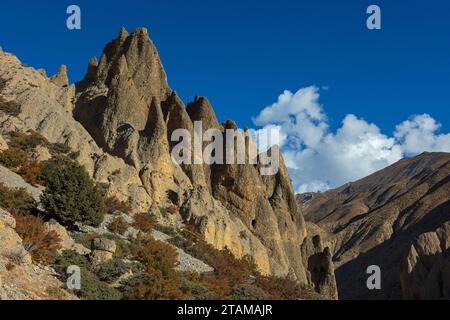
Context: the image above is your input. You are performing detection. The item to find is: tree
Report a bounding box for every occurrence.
[40,158,105,228]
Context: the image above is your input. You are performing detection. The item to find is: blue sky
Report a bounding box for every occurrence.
[1,0,450,191]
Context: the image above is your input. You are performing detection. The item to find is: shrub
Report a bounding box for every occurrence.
[0,97,21,116]
[96,258,130,283]
[133,213,152,233]
[0,183,36,213]
[180,276,211,300]
[52,250,122,300]
[166,204,178,215]
[108,216,128,235]
[52,250,91,274]
[188,241,255,286]
[40,158,105,228]
[105,196,132,214]
[125,237,189,300]
[77,268,122,300]
[13,213,62,265]
[0,148,27,168]
[18,159,43,186]
[8,131,48,151]
[231,284,269,300]
[48,143,71,156]
[200,275,232,300]
[254,275,309,300]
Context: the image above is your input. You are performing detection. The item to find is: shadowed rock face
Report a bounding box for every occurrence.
[300,152,450,299]
[69,28,318,283]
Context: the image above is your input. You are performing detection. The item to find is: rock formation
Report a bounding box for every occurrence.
[0,28,327,289]
[301,235,338,299]
[400,222,450,299]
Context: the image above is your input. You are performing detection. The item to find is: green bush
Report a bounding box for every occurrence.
[77,267,122,300]
[0,182,36,213]
[96,258,130,283]
[53,250,91,273]
[0,148,27,168]
[53,250,122,300]
[40,158,105,228]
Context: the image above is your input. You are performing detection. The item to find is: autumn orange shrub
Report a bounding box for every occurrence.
[126,237,189,300]
[133,212,153,233]
[13,213,62,265]
[18,159,43,186]
[254,275,311,300]
[188,240,255,286]
[105,196,132,214]
[166,204,178,215]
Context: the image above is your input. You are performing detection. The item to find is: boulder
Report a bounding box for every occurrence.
[92,238,116,253]
[30,145,51,162]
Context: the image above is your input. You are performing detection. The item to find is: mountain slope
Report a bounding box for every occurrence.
[300,152,450,299]
[0,28,336,296]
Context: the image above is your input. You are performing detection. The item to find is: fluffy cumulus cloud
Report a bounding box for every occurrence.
[253,86,450,193]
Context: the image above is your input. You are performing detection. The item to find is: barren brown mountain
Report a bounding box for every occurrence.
[299,152,450,299]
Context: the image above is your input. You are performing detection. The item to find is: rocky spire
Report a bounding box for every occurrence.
[51,65,69,87]
[90,27,171,104]
[186,96,220,130]
[84,57,98,81]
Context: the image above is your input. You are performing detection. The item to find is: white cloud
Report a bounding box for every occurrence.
[253,87,450,193]
[395,114,450,154]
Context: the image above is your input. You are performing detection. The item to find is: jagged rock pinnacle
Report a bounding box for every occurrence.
[51,64,69,87]
[186,96,220,130]
[84,57,98,81]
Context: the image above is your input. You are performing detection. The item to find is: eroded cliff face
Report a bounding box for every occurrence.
[0,28,323,286]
